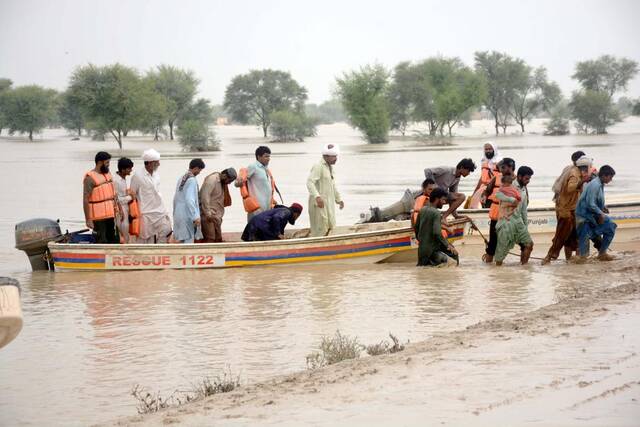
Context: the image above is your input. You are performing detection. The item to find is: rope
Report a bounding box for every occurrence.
[468,219,544,261]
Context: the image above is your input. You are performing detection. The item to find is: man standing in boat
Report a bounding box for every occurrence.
[199,168,237,242]
[114,157,135,243]
[130,149,172,244]
[575,165,617,261]
[235,146,277,222]
[83,151,119,244]
[173,159,206,243]
[423,158,476,219]
[542,155,593,264]
[415,188,458,266]
[307,143,344,237]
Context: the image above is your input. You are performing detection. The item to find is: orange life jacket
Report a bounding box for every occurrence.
[411,195,428,226]
[488,171,503,221]
[85,170,116,221]
[128,199,141,236]
[239,167,276,213]
[480,160,499,185]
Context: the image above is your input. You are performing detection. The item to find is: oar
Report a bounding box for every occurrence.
[274,184,285,205]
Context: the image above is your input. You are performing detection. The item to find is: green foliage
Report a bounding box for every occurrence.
[223,69,308,137]
[2,85,57,141]
[616,97,634,117]
[0,78,13,135]
[570,89,621,134]
[179,98,214,124]
[69,64,150,148]
[148,65,199,140]
[269,110,317,142]
[387,62,415,135]
[633,100,640,116]
[572,55,638,98]
[475,51,529,135]
[305,99,347,124]
[336,64,391,143]
[176,119,219,152]
[57,90,85,136]
[512,67,562,132]
[544,101,571,135]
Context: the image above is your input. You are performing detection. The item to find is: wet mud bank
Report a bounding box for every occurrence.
[105,261,640,426]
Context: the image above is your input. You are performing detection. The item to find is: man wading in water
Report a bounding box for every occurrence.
[415,188,459,267]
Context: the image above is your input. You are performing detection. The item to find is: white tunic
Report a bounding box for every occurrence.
[130,168,171,242]
[113,173,132,242]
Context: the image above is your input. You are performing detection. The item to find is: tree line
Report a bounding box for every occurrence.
[1,53,637,147]
[0,66,347,148]
[336,52,639,143]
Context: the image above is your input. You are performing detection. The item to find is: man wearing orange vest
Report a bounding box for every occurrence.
[411,178,436,227]
[482,157,515,263]
[235,146,277,221]
[471,142,502,209]
[83,151,119,244]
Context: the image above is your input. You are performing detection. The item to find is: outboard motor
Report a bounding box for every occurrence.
[15,218,63,271]
[359,189,419,223]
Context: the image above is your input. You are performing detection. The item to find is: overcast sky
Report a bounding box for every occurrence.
[1,0,639,104]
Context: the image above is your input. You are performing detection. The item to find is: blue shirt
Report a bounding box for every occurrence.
[246,161,273,212]
[576,176,605,224]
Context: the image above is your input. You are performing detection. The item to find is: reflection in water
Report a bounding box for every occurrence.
[1,122,639,425]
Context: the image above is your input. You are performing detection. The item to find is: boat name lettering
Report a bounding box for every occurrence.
[111,255,171,266]
[181,255,215,266]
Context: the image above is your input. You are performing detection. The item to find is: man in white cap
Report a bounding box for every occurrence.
[306,143,344,237]
[542,155,593,264]
[130,149,172,243]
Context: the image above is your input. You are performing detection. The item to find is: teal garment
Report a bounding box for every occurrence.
[415,205,450,266]
[246,161,274,213]
[494,189,532,262]
[172,175,202,242]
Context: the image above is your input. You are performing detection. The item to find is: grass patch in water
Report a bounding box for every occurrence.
[306,330,364,369]
[366,333,406,356]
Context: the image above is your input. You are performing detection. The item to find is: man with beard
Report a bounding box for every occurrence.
[130,149,172,244]
[307,143,344,237]
[83,151,119,243]
[199,168,237,243]
[470,142,502,208]
[241,203,304,241]
[482,157,516,263]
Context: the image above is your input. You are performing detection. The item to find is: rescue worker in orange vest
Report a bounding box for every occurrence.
[482,157,515,263]
[83,151,119,243]
[235,146,277,222]
[471,142,502,209]
[411,178,437,227]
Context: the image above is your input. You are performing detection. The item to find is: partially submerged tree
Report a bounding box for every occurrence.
[2,85,57,141]
[336,64,391,143]
[148,65,199,140]
[570,55,638,134]
[69,64,149,148]
[176,120,219,152]
[0,78,13,135]
[224,69,308,137]
[57,90,85,136]
[512,67,562,133]
[544,101,571,136]
[475,51,529,135]
[269,110,317,142]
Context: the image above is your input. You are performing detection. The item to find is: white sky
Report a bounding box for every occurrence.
[1,0,639,104]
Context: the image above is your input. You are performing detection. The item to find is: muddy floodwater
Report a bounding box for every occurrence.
[1,120,639,425]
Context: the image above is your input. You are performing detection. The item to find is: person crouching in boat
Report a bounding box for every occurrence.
[411,178,437,227]
[482,157,515,263]
[199,168,237,243]
[83,151,119,244]
[423,158,476,219]
[173,159,205,243]
[494,168,534,266]
[130,149,172,244]
[114,157,135,243]
[415,188,459,267]
[307,143,344,237]
[575,165,617,262]
[241,203,303,241]
[542,155,593,264]
[469,142,502,209]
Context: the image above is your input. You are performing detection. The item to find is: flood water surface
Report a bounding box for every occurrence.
[1,120,639,425]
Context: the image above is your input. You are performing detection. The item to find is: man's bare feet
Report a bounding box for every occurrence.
[597,252,615,261]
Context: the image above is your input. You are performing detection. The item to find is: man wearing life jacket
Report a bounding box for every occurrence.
[411,178,436,227]
[471,142,502,208]
[199,168,238,243]
[482,157,515,263]
[83,151,118,243]
[235,146,277,221]
[130,149,172,244]
[423,159,476,219]
[114,157,135,243]
[415,188,459,267]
